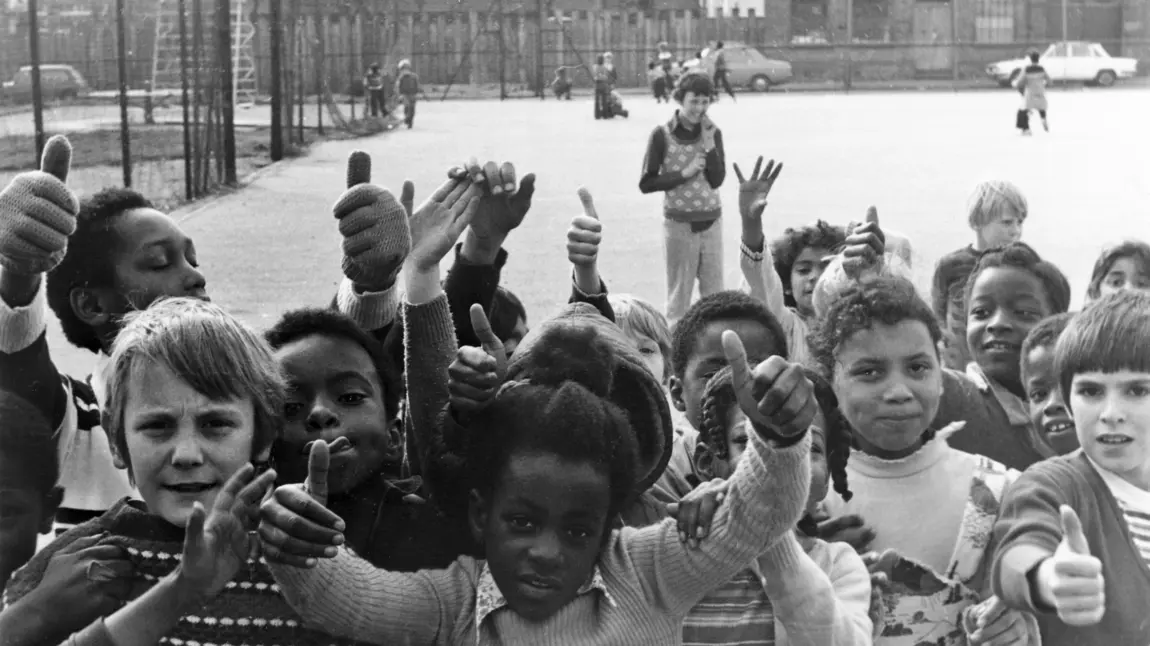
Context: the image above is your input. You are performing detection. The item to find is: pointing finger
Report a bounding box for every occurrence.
[346,150,371,188]
[577,187,599,221]
[40,135,72,183]
[400,180,415,216]
[470,303,508,374]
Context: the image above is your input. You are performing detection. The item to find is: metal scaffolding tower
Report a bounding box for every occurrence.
[151,0,258,105]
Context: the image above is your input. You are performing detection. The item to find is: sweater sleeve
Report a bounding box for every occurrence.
[768,536,873,646]
[568,274,616,323]
[269,550,474,644]
[703,128,725,190]
[60,618,117,646]
[0,281,68,430]
[638,127,687,194]
[333,277,400,334]
[991,464,1070,614]
[444,244,507,350]
[402,294,457,484]
[738,241,809,366]
[610,429,810,617]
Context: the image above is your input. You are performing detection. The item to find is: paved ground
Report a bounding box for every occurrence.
[44,85,1150,377]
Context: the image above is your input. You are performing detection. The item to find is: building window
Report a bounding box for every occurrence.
[791,0,829,43]
[974,0,1013,43]
[852,0,891,42]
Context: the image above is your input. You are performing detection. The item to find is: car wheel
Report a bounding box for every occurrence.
[751,75,771,92]
[1095,70,1116,87]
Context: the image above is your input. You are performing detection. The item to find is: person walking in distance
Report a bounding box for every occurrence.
[712,42,737,102]
[1015,50,1051,135]
[395,59,420,129]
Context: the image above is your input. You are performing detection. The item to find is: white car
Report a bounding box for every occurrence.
[986,41,1138,88]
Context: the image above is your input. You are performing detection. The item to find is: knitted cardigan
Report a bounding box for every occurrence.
[2,498,368,646]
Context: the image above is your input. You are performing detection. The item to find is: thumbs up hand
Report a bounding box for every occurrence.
[0,135,80,275]
[258,439,349,569]
[1035,505,1106,626]
[841,206,886,279]
[448,304,508,418]
[567,187,602,269]
[722,330,817,441]
[333,150,412,292]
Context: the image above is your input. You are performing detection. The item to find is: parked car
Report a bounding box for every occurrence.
[986,42,1138,88]
[684,42,793,92]
[1,64,90,104]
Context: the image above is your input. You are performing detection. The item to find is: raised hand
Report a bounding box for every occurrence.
[178,464,277,600]
[841,206,885,278]
[258,439,348,568]
[408,174,482,272]
[721,330,817,439]
[462,158,536,243]
[0,135,79,275]
[333,150,411,291]
[1036,505,1105,626]
[733,156,783,224]
[666,477,729,548]
[567,188,603,270]
[448,304,509,417]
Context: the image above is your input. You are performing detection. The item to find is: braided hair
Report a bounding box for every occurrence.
[697,365,851,537]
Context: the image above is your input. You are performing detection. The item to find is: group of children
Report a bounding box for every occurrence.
[0,65,1148,646]
[362,59,422,129]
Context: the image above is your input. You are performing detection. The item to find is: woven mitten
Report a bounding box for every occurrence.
[334,151,411,291]
[0,135,79,275]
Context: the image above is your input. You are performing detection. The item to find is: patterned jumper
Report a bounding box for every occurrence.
[661,125,721,223]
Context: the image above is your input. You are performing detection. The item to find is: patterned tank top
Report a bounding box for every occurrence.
[661,125,721,223]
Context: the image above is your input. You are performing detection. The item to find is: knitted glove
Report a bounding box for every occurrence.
[333,150,412,291]
[0,135,79,275]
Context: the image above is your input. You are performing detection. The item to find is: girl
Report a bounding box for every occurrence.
[943,242,1073,470]
[255,331,817,644]
[673,365,873,645]
[1086,240,1150,301]
[0,298,359,646]
[810,276,1035,645]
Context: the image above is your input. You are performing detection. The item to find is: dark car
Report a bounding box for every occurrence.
[1,64,90,104]
[683,42,794,92]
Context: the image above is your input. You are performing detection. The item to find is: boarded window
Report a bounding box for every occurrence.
[974,0,1013,43]
[852,0,890,42]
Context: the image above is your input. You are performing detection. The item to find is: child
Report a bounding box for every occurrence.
[551,66,573,100]
[610,293,672,385]
[931,180,1027,369]
[811,276,1035,645]
[1086,240,1150,301]
[0,392,61,588]
[592,55,612,119]
[711,41,736,102]
[1020,312,1080,456]
[265,307,478,570]
[992,290,1150,644]
[0,298,365,646]
[648,62,669,102]
[639,73,726,324]
[675,366,873,645]
[257,328,817,644]
[1014,50,1050,136]
[364,63,389,118]
[608,89,630,118]
[944,242,1073,470]
[395,59,420,129]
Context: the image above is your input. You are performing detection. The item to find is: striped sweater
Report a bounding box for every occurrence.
[269,429,812,645]
[2,498,369,646]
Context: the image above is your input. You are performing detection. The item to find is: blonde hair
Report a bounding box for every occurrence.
[609,294,671,382]
[102,297,286,476]
[967,180,1028,229]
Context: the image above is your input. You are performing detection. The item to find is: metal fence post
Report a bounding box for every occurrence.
[116,0,132,187]
[217,0,238,185]
[270,0,284,161]
[28,0,45,164]
[179,0,194,201]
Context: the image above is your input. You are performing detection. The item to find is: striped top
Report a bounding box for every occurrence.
[1089,457,1150,566]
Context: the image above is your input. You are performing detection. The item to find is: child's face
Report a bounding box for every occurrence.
[1098,256,1150,299]
[0,479,59,586]
[624,330,666,385]
[967,267,1053,390]
[275,334,394,495]
[1021,344,1080,455]
[1070,371,1150,488]
[725,407,829,512]
[107,208,208,311]
[471,451,611,622]
[120,361,259,527]
[790,246,834,316]
[979,211,1024,248]
[832,320,943,458]
[678,92,711,123]
[671,318,785,429]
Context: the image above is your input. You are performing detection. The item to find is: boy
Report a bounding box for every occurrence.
[992,290,1150,644]
[395,59,420,129]
[1015,50,1051,136]
[1020,312,1079,456]
[0,392,61,588]
[639,73,727,324]
[930,179,1027,368]
[552,66,573,100]
[648,62,668,103]
[364,63,389,118]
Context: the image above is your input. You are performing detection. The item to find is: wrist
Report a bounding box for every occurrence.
[404,260,443,305]
[753,422,808,448]
[0,268,43,308]
[461,229,505,265]
[352,275,397,295]
[740,224,765,252]
[1029,557,1057,611]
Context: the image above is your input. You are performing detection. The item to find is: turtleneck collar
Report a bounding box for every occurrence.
[849,436,951,480]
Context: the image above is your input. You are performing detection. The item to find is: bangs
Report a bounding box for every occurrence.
[1055,291,1150,400]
